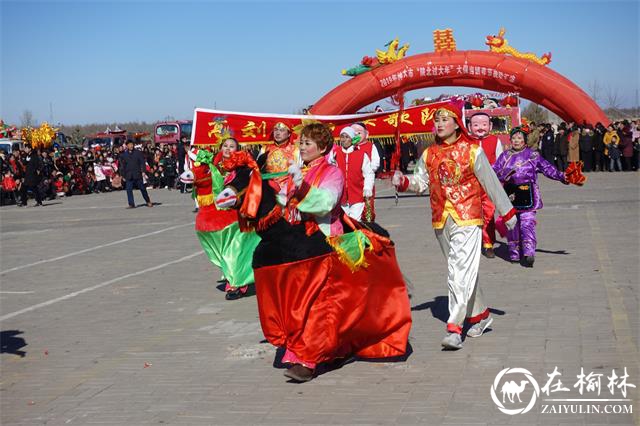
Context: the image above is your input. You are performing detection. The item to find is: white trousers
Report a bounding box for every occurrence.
[341,202,365,221]
[434,216,488,333]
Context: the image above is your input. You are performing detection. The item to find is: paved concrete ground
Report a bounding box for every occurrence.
[1,172,638,425]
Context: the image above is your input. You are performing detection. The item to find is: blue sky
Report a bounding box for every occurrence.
[2,0,638,125]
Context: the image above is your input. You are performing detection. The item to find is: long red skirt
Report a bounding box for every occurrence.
[254,246,412,364]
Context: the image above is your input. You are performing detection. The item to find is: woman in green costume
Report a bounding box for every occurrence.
[188,138,261,300]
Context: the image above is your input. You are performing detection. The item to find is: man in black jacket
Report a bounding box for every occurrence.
[579,127,594,172]
[540,124,556,164]
[19,146,44,207]
[119,140,152,208]
[554,125,569,171]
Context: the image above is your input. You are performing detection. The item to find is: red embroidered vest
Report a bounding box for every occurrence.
[425,137,484,228]
[334,146,366,205]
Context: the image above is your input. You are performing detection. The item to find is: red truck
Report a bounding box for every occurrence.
[154,120,192,145]
[84,129,150,149]
[84,129,128,149]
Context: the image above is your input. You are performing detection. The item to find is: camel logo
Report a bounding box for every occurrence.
[491,368,540,415]
[501,380,528,403]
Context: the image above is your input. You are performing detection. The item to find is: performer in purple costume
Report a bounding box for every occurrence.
[493,127,568,267]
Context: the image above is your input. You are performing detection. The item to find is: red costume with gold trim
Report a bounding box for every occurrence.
[425,137,484,228]
[396,103,516,344]
[263,141,299,174]
[258,125,300,189]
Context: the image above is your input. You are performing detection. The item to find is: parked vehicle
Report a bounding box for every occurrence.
[154,120,192,144]
[84,128,128,149]
[0,138,25,154]
[83,129,149,149]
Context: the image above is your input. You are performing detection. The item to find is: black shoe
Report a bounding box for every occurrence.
[523,256,535,267]
[225,288,245,301]
[35,202,43,207]
[482,248,495,258]
[192,208,199,213]
[283,364,315,382]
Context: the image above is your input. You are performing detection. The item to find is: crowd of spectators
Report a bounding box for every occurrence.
[1,118,638,206]
[530,118,640,173]
[0,142,182,206]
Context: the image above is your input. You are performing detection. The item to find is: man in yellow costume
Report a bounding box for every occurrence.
[257,122,301,188]
[392,104,517,350]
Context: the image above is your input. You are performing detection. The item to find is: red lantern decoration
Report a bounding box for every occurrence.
[501,94,518,107]
[470,94,484,109]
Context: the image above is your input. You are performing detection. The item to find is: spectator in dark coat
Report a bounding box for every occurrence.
[162,153,177,189]
[177,138,187,175]
[618,122,634,171]
[384,141,395,173]
[400,137,417,174]
[554,126,569,171]
[119,140,152,208]
[19,146,44,207]
[579,127,594,172]
[593,123,606,172]
[540,125,555,164]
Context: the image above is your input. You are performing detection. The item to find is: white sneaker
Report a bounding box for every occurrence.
[441,332,463,350]
[467,316,493,338]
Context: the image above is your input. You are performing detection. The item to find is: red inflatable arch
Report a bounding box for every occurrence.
[311,50,609,126]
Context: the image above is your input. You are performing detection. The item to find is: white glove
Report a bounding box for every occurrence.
[391,171,404,187]
[505,215,518,231]
[363,187,373,198]
[288,161,303,188]
[215,188,237,209]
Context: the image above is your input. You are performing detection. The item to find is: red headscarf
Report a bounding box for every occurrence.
[432,102,472,141]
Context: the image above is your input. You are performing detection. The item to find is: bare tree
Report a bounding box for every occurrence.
[20,109,36,127]
[605,85,621,110]
[587,79,601,105]
[72,126,83,145]
[522,102,548,124]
